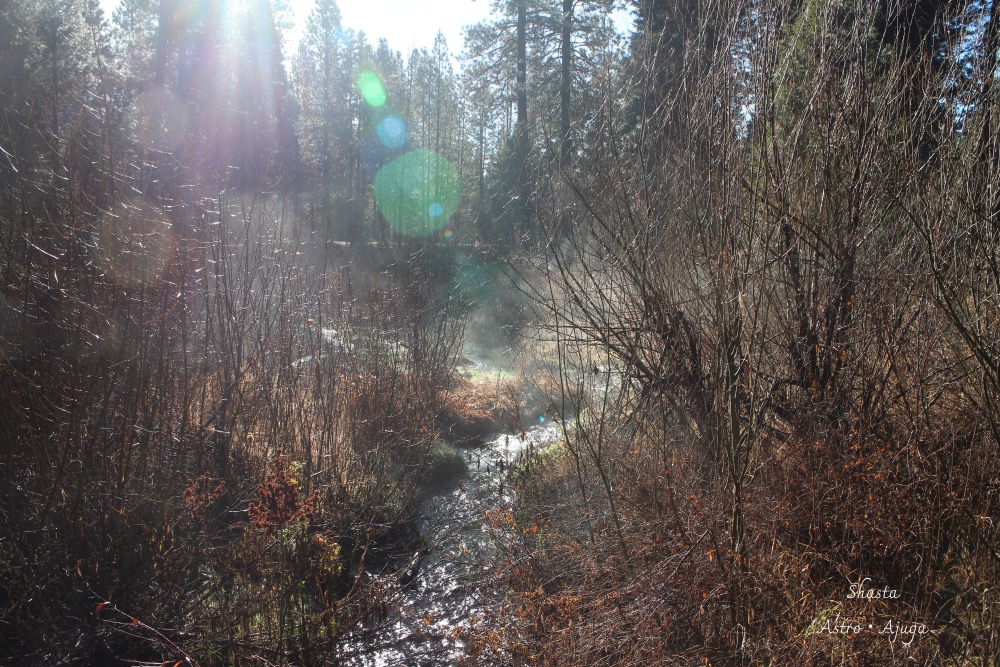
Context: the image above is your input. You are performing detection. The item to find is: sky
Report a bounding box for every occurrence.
[99,0,634,67]
[98,0,497,61]
[321,0,492,58]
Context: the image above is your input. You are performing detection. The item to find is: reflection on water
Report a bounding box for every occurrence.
[341,423,562,665]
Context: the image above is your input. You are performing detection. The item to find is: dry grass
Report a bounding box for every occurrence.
[443,375,519,425]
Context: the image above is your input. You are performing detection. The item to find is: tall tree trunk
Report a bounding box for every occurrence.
[976,0,999,189]
[515,0,531,240]
[47,17,59,176]
[560,0,573,167]
[154,0,174,88]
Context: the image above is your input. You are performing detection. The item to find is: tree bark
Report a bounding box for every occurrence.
[515,0,531,239]
[560,0,573,167]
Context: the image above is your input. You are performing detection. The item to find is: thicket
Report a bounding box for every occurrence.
[0,182,469,664]
[0,1,467,664]
[467,0,1000,664]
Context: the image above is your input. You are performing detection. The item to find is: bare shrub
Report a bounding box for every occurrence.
[481,0,999,664]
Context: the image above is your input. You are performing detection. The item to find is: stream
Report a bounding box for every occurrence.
[340,353,563,666]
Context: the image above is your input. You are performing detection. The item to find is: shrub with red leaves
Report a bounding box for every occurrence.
[248,457,319,534]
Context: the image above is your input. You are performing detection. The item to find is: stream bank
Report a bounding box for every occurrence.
[340,351,564,665]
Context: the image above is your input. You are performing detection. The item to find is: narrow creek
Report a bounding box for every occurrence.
[341,351,563,665]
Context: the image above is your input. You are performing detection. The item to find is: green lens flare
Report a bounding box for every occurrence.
[357,70,387,108]
[373,149,461,237]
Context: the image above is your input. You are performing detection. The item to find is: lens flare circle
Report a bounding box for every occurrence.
[373,149,461,237]
[375,112,408,149]
[357,70,387,108]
